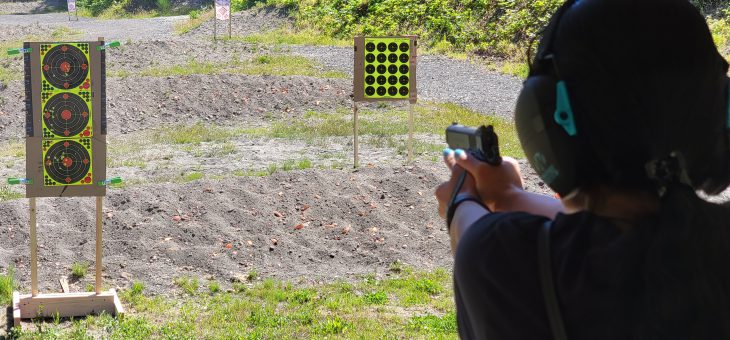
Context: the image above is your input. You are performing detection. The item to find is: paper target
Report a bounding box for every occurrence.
[355,37,416,102]
[42,92,92,139]
[41,43,90,91]
[42,139,93,186]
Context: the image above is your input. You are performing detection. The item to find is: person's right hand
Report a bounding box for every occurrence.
[452,149,525,212]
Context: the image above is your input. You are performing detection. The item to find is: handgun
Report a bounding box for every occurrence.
[445,123,502,166]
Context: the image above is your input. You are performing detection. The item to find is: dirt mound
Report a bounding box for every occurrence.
[0,74,351,138]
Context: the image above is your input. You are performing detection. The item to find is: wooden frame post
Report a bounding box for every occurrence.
[30,197,38,296]
[95,196,102,294]
[407,102,414,163]
[353,102,359,168]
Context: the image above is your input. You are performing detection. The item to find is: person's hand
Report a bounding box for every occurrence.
[451,149,524,212]
[435,148,479,219]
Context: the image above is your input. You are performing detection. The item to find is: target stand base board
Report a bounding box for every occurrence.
[12,289,124,328]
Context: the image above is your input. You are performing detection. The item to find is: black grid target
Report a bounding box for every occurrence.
[43,92,90,138]
[42,44,89,90]
[43,139,92,185]
[363,39,411,99]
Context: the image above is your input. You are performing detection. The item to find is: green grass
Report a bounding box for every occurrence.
[0,266,16,305]
[151,123,249,145]
[258,102,523,159]
[128,54,347,79]
[17,267,457,338]
[235,27,351,47]
[174,8,215,34]
[0,186,23,202]
[70,261,89,279]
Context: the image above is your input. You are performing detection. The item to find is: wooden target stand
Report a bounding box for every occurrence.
[11,188,123,329]
[353,36,418,168]
[6,39,123,329]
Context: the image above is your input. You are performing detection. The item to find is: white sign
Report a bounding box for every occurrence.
[215,0,230,20]
[67,0,76,12]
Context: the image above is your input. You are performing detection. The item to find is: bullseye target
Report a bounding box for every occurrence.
[42,92,92,138]
[41,43,90,90]
[42,139,93,186]
[354,36,416,102]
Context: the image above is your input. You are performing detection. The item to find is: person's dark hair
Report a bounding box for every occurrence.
[541,0,730,337]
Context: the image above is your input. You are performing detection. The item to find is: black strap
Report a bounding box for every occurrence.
[538,220,568,340]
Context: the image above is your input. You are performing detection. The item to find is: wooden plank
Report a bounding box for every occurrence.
[17,292,118,319]
[111,289,125,319]
[59,276,69,294]
[95,196,103,294]
[12,291,21,329]
[29,197,37,296]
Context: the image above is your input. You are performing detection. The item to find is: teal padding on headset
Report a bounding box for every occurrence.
[554,81,578,136]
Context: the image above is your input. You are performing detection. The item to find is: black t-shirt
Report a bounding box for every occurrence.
[454,211,642,339]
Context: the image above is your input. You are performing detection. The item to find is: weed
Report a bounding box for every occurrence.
[174,276,200,295]
[182,172,204,182]
[247,270,258,281]
[235,27,350,47]
[71,261,89,279]
[0,186,23,202]
[362,291,388,305]
[0,265,16,305]
[209,281,221,294]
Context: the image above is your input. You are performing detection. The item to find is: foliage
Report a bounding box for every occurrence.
[70,261,89,279]
[0,266,16,306]
[290,0,563,58]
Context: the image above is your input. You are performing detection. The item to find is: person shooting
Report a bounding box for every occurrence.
[435,0,730,338]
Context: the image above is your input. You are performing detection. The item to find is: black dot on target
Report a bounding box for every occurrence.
[365,75,375,85]
[388,87,398,96]
[366,53,375,63]
[377,43,387,52]
[388,43,398,52]
[388,54,398,63]
[377,87,387,96]
[366,86,375,96]
[388,65,398,74]
[400,65,409,74]
[399,42,410,52]
[400,54,409,63]
[366,42,376,52]
[399,86,409,96]
[388,75,398,85]
[366,65,375,74]
[377,54,386,63]
[377,76,386,85]
[377,65,386,74]
[400,75,409,85]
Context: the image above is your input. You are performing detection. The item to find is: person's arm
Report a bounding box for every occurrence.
[448,201,489,254]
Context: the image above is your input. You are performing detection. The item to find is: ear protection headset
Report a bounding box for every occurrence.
[514,0,730,197]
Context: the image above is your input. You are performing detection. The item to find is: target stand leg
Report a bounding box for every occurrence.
[407,102,414,163]
[353,102,360,168]
[11,197,124,330]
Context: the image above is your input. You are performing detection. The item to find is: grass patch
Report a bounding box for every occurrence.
[182,172,204,182]
[175,9,214,34]
[174,276,200,295]
[261,102,523,159]
[151,123,248,144]
[0,186,23,202]
[129,54,347,79]
[0,266,16,305]
[70,261,89,279]
[235,27,350,47]
[20,267,451,338]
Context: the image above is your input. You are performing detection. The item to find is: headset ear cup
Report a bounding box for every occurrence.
[700,77,730,195]
[515,75,578,196]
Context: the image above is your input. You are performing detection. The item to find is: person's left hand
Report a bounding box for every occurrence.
[435,148,479,219]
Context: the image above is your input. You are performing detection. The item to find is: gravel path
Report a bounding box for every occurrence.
[1,4,524,118]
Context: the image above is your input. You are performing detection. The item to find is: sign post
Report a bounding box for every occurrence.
[214,0,231,40]
[67,0,78,21]
[352,36,418,167]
